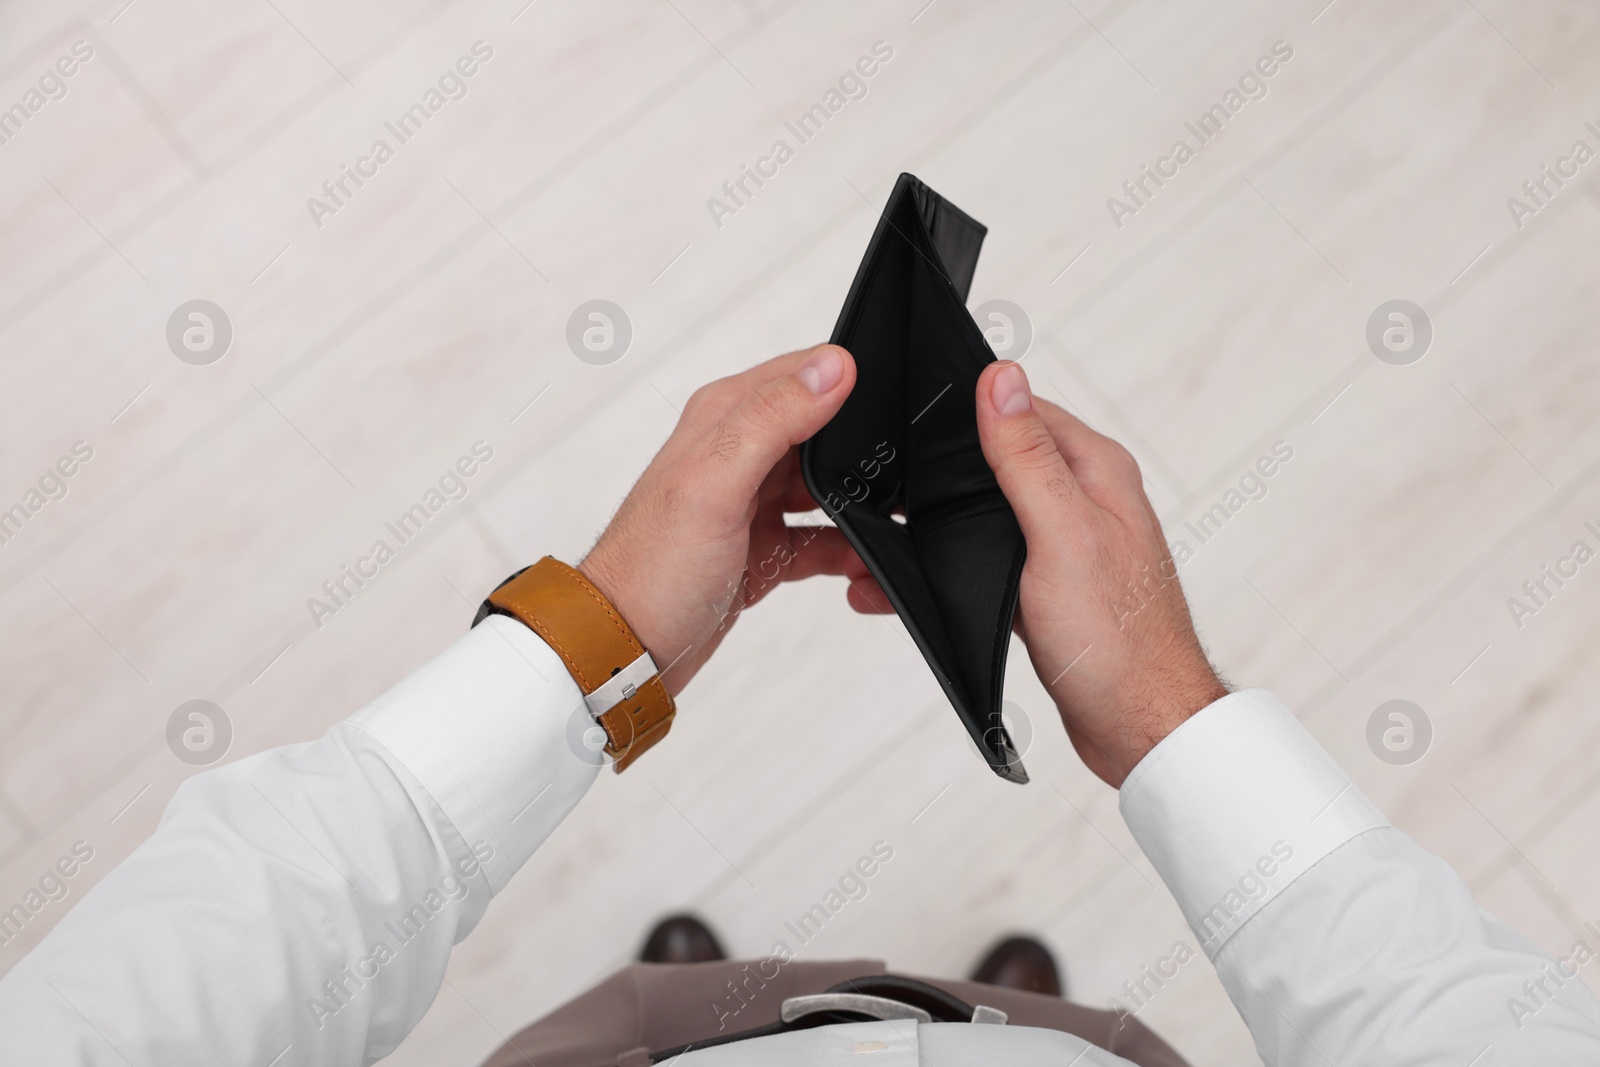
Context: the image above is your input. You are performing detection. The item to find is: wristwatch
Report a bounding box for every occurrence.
[472,556,675,772]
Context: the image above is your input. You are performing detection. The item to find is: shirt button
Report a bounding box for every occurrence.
[851,1040,888,1053]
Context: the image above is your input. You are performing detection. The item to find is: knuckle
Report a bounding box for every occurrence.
[1115,444,1141,477]
[1005,421,1063,473]
[684,383,716,416]
[685,380,735,421]
[736,384,791,435]
[717,386,794,459]
[1109,445,1144,486]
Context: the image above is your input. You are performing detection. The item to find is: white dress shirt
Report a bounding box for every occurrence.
[1,614,1597,1065]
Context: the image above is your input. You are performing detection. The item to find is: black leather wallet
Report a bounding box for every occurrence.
[801,173,1028,784]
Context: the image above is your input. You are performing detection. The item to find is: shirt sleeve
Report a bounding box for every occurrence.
[0,614,599,1067]
[1120,688,1600,1066]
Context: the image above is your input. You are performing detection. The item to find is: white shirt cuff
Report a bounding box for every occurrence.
[347,614,600,894]
[1119,688,1389,958]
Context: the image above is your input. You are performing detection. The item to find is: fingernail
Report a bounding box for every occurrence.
[991,362,1031,416]
[797,347,845,395]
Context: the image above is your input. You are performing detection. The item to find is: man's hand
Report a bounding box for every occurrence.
[974,361,1228,788]
[579,344,877,696]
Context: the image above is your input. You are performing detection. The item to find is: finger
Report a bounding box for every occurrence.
[735,343,841,390]
[778,481,822,515]
[771,452,823,513]
[974,361,1094,540]
[650,345,844,476]
[755,448,825,515]
[740,527,868,613]
[847,576,895,614]
[694,345,856,509]
[686,343,845,427]
[776,526,870,583]
[1032,396,1144,497]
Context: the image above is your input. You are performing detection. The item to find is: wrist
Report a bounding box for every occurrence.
[1093,673,1230,787]
[479,556,677,772]
[576,552,666,675]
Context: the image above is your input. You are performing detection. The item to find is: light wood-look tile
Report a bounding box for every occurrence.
[4,3,1600,1066]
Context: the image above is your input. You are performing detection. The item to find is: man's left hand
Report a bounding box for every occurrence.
[579,344,882,695]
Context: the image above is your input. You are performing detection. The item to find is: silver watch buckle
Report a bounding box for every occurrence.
[584,651,658,718]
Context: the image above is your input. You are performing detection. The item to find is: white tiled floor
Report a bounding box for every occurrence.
[2,1,1599,1064]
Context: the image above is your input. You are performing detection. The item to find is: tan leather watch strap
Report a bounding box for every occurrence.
[482,557,674,772]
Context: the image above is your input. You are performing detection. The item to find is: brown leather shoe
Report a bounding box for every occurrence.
[638,915,726,964]
[970,935,1064,998]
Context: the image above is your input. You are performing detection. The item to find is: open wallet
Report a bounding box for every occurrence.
[800,173,1029,784]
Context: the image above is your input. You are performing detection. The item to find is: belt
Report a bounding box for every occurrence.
[648,975,1007,1062]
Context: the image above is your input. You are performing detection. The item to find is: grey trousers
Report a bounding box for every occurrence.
[480,959,1191,1067]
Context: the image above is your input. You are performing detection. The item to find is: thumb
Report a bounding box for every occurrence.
[701,344,856,493]
[975,361,1087,538]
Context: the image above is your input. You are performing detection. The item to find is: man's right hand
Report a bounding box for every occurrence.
[973,361,1228,788]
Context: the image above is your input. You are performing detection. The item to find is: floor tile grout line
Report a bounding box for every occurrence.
[0,22,1440,883]
[0,0,113,82]
[0,6,1574,953]
[83,23,208,176]
[0,0,480,342]
[1295,445,1600,730]
[0,500,510,883]
[1039,1,1470,339]
[1036,333,1190,501]
[18,0,1460,635]
[673,702,948,912]
[0,784,36,841]
[0,4,1103,609]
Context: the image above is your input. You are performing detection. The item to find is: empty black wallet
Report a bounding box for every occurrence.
[800,173,1028,784]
